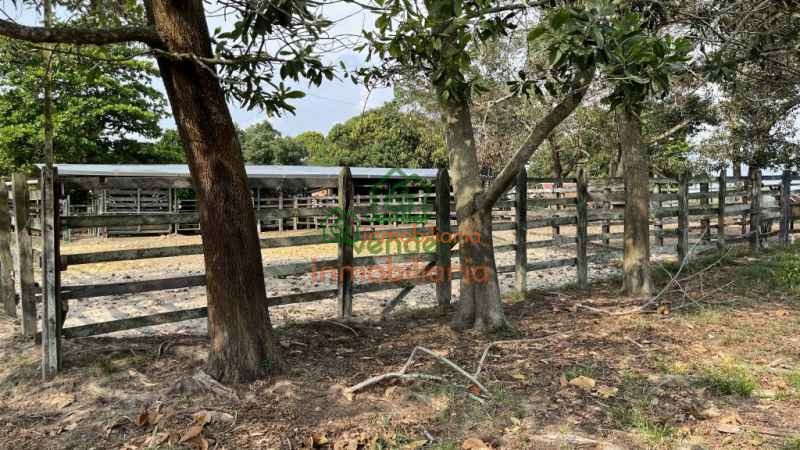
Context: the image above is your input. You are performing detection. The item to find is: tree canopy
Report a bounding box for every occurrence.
[323,103,446,168]
[241,121,307,165]
[0,39,171,173]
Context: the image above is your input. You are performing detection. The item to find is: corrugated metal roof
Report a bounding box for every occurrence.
[48,164,439,180]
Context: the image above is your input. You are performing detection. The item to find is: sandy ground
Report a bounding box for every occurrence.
[47,222,689,338]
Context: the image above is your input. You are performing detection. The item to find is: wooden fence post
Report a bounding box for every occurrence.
[677,175,689,262]
[700,182,711,243]
[552,183,561,240]
[780,169,791,245]
[602,185,611,247]
[749,168,762,251]
[575,165,588,288]
[515,170,527,292]
[41,166,62,379]
[435,169,452,307]
[337,167,354,319]
[717,169,727,250]
[12,174,35,337]
[0,180,14,317]
[655,184,664,247]
[740,174,748,238]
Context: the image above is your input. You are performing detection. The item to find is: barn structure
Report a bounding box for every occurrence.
[52,164,441,238]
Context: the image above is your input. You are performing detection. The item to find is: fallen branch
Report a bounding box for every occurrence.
[625,336,647,350]
[347,346,488,395]
[346,372,444,393]
[672,281,736,311]
[322,320,359,336]
[474,333,568,378]
[743,425,799,438]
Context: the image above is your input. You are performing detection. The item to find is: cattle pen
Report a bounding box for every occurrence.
[0,164,798,379]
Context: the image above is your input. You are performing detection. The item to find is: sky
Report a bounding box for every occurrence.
[181,1,395,136]
[7,1,394,137]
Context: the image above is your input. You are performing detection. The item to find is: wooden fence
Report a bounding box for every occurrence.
[1,166,799,379]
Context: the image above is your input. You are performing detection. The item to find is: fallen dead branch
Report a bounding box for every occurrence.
[743,425,799,438]
[625,336,647,350]
[473,333,568,378]
[349,334,571,397]
[672,280,736,311]
[347,346,488,396]
[321,320,359,336]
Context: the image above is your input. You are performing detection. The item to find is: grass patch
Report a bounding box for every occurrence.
[785,371,800,390]
[613,407,676,445]
[609,373,678,446]
[651,248,739,286]
[781,437,800,450]
[698,363,757,397]
[564,361,600,381]
[734,243,800,298]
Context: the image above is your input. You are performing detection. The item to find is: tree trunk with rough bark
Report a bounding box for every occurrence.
[441,95,509,332]
[146,0,282,382]
[618,106,652,296]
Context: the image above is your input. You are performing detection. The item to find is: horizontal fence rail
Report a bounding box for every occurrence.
[5,166,800,379]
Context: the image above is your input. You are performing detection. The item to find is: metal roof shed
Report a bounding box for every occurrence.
[50,164,439,191]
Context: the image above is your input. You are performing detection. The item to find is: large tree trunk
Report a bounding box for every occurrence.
[618,106,652,296]
[441,94,509,332]
[146,0,282,382]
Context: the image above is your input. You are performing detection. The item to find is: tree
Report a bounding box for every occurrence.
[295,131,329,165]
[363,0,599,332]
[325,102,446,168]
[681,0,800,171]
[544,3,689,296]
[0,38,169,173]
[242,121,307,165]
[148,129,187,163]
[0,0,335,382]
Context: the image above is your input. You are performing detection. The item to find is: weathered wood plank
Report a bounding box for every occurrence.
[435,169,452,307]
[62,307,207,338]
[780,170,791,244]
[337,167,354,318]
[62,274,206,300]
[654,184,664,246]
[527,197,576,207]
[750,169,762,251]
[515,170,527,292]
[0,180,15,317]
[718,169,727,250]
[677,174,689,262]
[575,166,588,288]
[12,174,36,337]
[41,166,61,379]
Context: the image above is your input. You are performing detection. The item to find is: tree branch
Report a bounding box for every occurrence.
[644,118,693,146]
[478,65,596,212]
[0,18,163,48]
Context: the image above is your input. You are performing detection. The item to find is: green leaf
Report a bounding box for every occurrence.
[527,27,547,43]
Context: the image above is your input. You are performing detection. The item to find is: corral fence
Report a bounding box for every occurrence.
[0,164,797,379]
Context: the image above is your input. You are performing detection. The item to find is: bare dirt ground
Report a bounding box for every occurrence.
[2,240,800,449]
